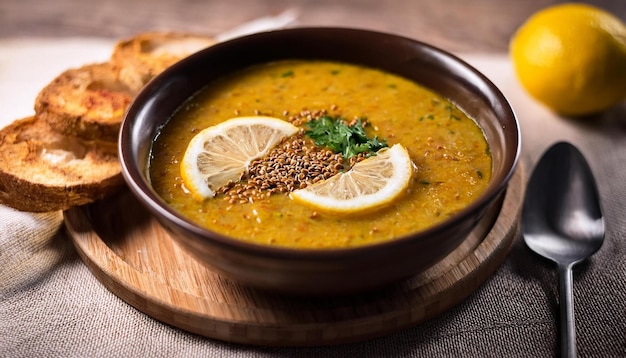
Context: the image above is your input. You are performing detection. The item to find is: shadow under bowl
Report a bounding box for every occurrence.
[119,27,520,295]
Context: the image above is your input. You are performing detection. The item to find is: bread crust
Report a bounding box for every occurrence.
[111,31,216,91]
[0,116,124,212]
[2,31,215,212]
[34,62,134,142]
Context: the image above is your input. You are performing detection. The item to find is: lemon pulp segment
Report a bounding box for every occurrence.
[180,116,299,200]
[289,144,414,214]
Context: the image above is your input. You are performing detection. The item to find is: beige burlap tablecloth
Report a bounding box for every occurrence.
[1,38,625,357]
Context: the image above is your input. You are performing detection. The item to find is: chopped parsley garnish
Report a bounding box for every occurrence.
[445,105,462,121]
[281,70,294,78]
[304,116,388,158]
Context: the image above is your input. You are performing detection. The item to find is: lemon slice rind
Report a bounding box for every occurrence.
[289,143,414,214]
[180,116,299,200]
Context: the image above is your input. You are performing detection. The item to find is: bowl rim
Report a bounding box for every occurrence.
[119,26,521,260]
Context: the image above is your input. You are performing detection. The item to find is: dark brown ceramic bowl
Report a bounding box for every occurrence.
[120,28,520,295]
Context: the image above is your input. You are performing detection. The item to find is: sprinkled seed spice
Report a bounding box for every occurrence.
[218,132,351,203]
[216,108,370,204]
[286,107,368,128]
[286,108,331,126]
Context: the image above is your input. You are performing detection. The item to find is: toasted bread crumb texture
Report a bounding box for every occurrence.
[0,117,124,212]
[111,32,216,92]
[34,63,134,141]
[1,31,216,212]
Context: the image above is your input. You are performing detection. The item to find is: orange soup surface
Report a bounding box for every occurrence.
[149,60,492,249]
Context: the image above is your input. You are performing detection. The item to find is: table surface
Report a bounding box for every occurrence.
[1,1,626,357]
[1,0,624,53]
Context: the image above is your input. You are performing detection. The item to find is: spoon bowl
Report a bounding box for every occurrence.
[522,141,605,358]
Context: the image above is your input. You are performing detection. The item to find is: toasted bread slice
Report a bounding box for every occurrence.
[0,116,124,212]
[34,62,134,142]
[111,31,216,92]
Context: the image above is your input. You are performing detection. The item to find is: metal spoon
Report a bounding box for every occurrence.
[522,141,605,358]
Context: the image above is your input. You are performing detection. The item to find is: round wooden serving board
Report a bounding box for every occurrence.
[64,165,524,347]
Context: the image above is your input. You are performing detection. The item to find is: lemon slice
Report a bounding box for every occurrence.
[289,144,414,214]
[180,116,299,200]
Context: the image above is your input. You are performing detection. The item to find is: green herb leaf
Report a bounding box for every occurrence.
[304,116,388,158]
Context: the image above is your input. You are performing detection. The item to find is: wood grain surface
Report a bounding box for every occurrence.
[63,165,524,346]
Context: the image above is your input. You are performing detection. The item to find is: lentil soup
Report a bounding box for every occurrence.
[149,60,492,249]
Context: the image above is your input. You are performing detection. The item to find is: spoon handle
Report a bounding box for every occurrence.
[558,263,576,358]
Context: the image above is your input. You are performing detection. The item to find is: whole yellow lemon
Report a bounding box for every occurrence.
[510,3,626,116]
